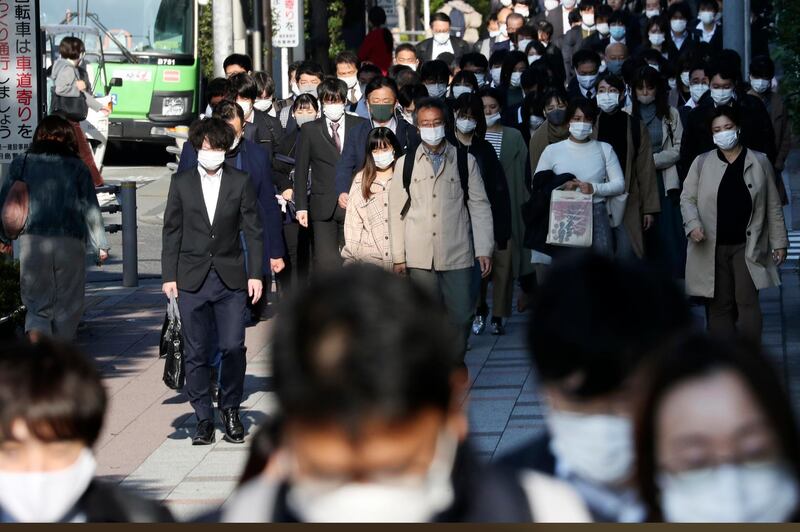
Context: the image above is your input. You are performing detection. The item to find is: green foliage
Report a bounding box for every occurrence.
[199,1,215,80]
[328,0,345,59]
[775,0,800,131]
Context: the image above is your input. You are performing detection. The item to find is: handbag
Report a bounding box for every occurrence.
[160,295,185,390]
[546,187,593,248]
[1,155,29,240]
[599,143,628,228]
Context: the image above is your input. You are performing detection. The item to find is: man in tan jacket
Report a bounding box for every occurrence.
[389,98,494,361]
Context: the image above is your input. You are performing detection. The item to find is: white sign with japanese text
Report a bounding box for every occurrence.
[0,0,40,164]
[272,0,299,48]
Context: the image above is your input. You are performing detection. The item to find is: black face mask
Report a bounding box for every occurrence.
[547,109,566,126]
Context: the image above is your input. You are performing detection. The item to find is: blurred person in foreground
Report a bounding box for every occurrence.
[220,266,591,522]
[498,254,691,522]
[0,115,109,341]
[0,341,173,522]
[635,333,800,522]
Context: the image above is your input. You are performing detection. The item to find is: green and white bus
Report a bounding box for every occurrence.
[41,0,201,142]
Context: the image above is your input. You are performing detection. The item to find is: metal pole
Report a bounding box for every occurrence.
[264,0,273,75]
[252,0,264,71]
[213,0,234,77]
[743,0,751,81]
[423,0,430,36]
[119,181,138,288]
[722,0,745,79]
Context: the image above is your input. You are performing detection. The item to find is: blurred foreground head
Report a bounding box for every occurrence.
[269,265,468,521]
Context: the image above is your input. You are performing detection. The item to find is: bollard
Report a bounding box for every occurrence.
[119,181,139,287]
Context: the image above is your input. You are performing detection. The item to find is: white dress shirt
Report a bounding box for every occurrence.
[696,20,717,43]
[432,38,455,59]
[326,116,347,153]
[562,9,572,35]
[198,165,223,224]
[372,116,397,134]
[672,30,687,50]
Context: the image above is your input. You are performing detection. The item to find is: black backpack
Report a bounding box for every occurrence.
[400,141,470,219]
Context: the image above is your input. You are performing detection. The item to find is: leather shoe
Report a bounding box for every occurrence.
[192,419,215,445]
[219,408,245,443]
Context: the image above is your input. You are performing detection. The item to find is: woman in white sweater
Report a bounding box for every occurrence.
[535,97,626,257]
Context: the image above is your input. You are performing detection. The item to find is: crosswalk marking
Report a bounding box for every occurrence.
[788,230,800,262]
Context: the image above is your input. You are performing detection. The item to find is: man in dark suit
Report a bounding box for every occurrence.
[566,49,601,100]
[416,12,471,62]
[335,77,420,202]
[561,0,598,83]
[295,78,368,270]
[535,0,566,48]
[226,73,284,157]
[162,118,264,446]
[497,255,691,522]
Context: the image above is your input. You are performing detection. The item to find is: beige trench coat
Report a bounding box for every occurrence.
[389,143,494,271]
[341,170,394,270]
[680,148,789,298]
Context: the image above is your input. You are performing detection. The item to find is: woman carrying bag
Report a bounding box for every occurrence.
[680,105,788,343]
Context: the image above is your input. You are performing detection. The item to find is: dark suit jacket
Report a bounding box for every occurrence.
[416,36,471,62]
[536,7,565,48]
[244,109,284,157]
[177,139,285,262]
[294,114,368,221]
[562,26,589,82]
[691,22,723,54]
[678,91,777,180]
[162,164,264,292]
[334,116,420,194]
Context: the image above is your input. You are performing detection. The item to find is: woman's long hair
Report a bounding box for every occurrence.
[360,127,402,200]
[453,92,487,140]
[632,66,671,121]
[28,114,79,157]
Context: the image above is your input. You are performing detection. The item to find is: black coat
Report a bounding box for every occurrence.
[293,114,368,221]
[416,36,471,62]
[162,164,264,291]
[678,91,777,180]
[78,480,174,522]
[244,109,285,157]
[522,169,575,255]
[535,6,566,48]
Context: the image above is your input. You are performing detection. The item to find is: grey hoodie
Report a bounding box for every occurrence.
[50,58,104,112]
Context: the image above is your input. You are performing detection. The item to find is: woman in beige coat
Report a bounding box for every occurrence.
[341,128,402,270]
[680,106,788,342]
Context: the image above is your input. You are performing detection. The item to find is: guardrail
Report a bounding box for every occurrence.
[97,181,138,287]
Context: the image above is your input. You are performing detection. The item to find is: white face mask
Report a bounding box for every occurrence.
[452,85,473,98]
[545,0,559,10]
[373,150,396,170]
[581,13,595,26]
[671,19,687,33]
[254,98,273,112]
[659,462,800,523]
[698,11,716,25]
[576,73,598,90]
[529,115,545,130]
[339,75,358,89]
[596,22,610,35]
[230,133,243,151]
[562,0,577,8]
[198,148,227,171]
[424,83,448,99]
[680,71,691,87]
[510,71,522,88]
[0,449,96,522]
[420,125,446,146]
[528,54,542,64]
[295,113,316,127]
[485,112,502,127]
[238,100,254,118]
[291,81,301,97]
[568,121,594,141]
[456,117,477,134]
[287,430,458,523]
[649,32,666,46]
[751,78,771,94]
[433,32,450,45]
[299,84,318,96]
[668,78,677,90]
[324,103,346,122]
[645,8,660,18]
[597,92,620,113]
[398,62,418,72]
[713,129,739,150]
[711,87,734,106]
[500,0,512,6]
[489,29,501,38]
[690,83,709,103]
[517,39,533,51]
[490,67,502,86]
[547,410,633,484]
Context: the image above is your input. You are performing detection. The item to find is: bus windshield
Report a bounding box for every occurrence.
[41,0,195,57]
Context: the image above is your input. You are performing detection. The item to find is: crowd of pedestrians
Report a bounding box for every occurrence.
[0,0,797,523]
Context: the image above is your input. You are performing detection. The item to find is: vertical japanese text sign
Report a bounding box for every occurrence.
[0,0,41,167]
[272,0,299,48]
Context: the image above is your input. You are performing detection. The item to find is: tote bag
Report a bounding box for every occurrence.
[546,188,593,248]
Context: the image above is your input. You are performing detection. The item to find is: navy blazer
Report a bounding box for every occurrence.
[178,139,285,264]
[334,116,420,195]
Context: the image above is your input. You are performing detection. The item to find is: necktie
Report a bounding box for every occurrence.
[331,121,341,152]
[349,87,357,104]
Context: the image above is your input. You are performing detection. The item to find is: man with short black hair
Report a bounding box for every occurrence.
[498,254,691,522]
[279,61,325,130]
[460,52,490,87]
[295,78,368,270]
[223,53,253,77]
[335,51,361,110]
[561,0,598,82]
[417,13,471,62]
[567,48,601,99]
[226,73,284,155]
[394,43,421,71]
[162,117,264,446]
[389,98,494,361]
